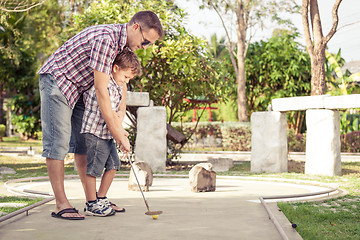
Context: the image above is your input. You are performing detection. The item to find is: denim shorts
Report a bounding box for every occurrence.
[39,74,87,160]
[83,133,120,177]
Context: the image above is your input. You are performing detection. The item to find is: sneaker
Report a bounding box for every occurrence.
[98,196,126,213]
[84,199,115,217]
[97,196,111,208]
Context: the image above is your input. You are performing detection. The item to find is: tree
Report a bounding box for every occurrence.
[0,0,64,137]
[0,0,46,12]
[73,0,231,122]
[245,30,311,133]
[200,0,299,121]
[302,0,343,95]
[73,0,232,160]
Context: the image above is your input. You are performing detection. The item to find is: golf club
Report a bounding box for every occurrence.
[126,154,163,216]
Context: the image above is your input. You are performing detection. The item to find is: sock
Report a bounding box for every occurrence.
[88,199,97,204]
[97,196,106,199]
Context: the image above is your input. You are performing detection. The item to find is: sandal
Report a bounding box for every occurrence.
[109,202,125,213]
[51,208,85,220]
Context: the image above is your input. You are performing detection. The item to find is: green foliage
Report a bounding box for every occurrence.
[287,128,306,152]
[340,111,360,135]
[220,125,251,151]
[73,0,232,125]
[325,50,360,96]
[0,0,65,137]
[0,124,5,141]
[341,131,360,153]
[245,31,311,115]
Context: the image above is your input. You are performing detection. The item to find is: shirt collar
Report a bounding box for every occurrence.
[109,75,123,90]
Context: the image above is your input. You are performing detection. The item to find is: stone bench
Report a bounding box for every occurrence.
[126,92,167,172]
[251,94,360,176]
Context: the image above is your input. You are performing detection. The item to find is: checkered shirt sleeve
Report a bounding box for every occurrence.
[38,24,127,109]
[81,77,123,139]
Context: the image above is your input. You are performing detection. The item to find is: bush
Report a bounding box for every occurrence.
[287,129,306,152]
[0,124,5,141]
[172,121,251,151]
[341,131,360,153]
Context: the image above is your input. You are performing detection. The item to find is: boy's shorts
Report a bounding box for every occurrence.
[84,133,120,177]
[39,74,87,160]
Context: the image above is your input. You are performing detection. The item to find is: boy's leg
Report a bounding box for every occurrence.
[98,142,124,212]
[97,169,116,198]
[39,74,84,218]
[84,174,97,202]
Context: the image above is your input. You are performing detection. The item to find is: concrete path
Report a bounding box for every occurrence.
[0,176,341,240]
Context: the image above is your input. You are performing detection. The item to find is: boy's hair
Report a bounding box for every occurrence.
[113,47,142,76]
[129,11,164,39]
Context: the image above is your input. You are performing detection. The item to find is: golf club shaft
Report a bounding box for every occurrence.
[128,155,150,211]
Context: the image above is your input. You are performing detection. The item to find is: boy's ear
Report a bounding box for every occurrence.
[113,65,119,73]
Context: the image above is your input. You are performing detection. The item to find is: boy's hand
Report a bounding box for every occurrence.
[117,129,130,153]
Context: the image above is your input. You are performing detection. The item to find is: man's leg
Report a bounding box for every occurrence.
[47,159,84,218]
[75,154,87,196]
[40,74,83,218]
[70,95,88,197]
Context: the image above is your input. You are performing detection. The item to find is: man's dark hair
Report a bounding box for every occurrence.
[129,11,164,39]
[113,47,142,76]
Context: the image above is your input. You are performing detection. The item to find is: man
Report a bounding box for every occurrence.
[38,11,164,220]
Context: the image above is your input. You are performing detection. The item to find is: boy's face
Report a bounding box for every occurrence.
[112,67,136,85]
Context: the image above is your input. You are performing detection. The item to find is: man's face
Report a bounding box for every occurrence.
[127,23,160,51]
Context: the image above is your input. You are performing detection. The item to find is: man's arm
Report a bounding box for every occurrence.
[93,70,130,153]
[116,83,127,123]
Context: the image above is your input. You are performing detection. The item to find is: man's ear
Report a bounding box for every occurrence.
[131,23,139,31]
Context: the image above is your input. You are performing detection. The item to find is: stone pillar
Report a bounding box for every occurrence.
[305,109,341,176]
[135,106,167,172]
[251,111,288,173]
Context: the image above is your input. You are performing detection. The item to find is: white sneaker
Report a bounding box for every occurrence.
[84,199,115,217]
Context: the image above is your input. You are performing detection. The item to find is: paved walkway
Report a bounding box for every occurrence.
[0,176,343,240]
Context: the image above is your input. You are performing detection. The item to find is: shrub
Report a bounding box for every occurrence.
[341,131,360,153]
[287,129,306,152]
[0,124,5,141]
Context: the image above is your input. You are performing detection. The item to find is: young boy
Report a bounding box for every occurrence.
[81,48,141,216]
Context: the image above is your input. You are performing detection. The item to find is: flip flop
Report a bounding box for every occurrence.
[109,202,125,213]
[51,208,85,220]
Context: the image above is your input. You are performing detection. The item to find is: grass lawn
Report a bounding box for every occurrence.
[0,152,360,239]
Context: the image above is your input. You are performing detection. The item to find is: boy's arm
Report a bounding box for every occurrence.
[94,70,130,153]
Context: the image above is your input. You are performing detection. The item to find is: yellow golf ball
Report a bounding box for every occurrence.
[152,215,158,220]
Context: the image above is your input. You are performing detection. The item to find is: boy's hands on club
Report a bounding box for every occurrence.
[117,128,130,154]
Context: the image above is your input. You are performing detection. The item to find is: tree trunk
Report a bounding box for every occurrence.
[236,0,248,122]
[237,53,248,122]
[302,0,342,96]
[310,48,326,95]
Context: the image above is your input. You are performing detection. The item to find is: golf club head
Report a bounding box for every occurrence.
[145,211,163,216]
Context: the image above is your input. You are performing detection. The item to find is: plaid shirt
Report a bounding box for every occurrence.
[81,76,123,139]
[38,24,127,109]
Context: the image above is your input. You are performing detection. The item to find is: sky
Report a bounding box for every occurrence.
[174,0,360,62]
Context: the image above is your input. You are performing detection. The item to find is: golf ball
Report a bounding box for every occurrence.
[152,215,158,220]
